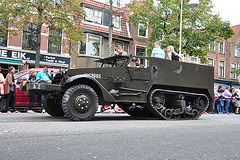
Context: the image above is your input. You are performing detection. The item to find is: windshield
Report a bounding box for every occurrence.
[14,71,27,78]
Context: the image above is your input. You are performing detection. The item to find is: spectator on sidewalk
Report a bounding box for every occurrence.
[216,85,224,114]
[0,66,4,96]
[224,86,232,114]
[27,69,37,114]
[36,66,52,113]
[230,87,236,113]
[234,89,240,114]
[4,66,20,113]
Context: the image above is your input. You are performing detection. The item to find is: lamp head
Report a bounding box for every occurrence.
[188,0,199,9]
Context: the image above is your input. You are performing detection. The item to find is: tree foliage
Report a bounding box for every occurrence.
[0,0,85,67]
[128,0,234,63]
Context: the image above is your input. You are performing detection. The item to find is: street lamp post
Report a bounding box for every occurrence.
[179,0,200,55]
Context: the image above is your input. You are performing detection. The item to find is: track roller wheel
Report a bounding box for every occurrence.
[147,89,166,120]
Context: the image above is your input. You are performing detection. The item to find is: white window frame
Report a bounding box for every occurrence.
[207,57,214,67]
[78,34,102,57]
[235,45,239,57]
[85,7,102,25]
[138,23,148,38]
[135,44,147,56]
[219,41,225,54]
[135,45,147,67]
[230,62,237,79]
[219,60,225,78]
[84,7,121,31]
[113,15,121,29]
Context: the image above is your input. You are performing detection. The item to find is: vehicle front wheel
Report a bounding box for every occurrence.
[43,96,64,116]
[62,85,98,121]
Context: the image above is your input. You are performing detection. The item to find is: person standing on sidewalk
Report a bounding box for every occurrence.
[224,86,232,114]
[36,66,51,113]
[0,66,4,96]
[27,69,37,114]
[4,66,20,113]
[216,85,225,114]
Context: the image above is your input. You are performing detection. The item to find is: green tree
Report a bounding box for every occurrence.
[128,0,234,63]
[0,0,85,68]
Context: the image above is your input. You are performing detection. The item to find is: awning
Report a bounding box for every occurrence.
[0,58,24,65]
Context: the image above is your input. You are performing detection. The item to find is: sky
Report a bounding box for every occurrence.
[95,0,240,26]
[211,0,240,26]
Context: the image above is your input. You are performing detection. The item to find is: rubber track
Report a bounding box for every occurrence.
[149,89,209,120]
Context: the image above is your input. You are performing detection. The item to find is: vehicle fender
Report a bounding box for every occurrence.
[65,75,116,102]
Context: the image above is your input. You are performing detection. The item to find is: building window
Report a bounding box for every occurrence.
[136,45,146,66]
[113,15,121,29]
[79,34,102,57]
[207,58,214,67]
[219,60,225,78]
[22,23,37,51]
[209,41,215,52]
[85,7,102,24]
[190,57,198,64]
[85,7,120,29]
[230,63,237,79]
[48,28,62,54]
[0,19,7,47]
[79,40,86,55]
[219,41,225,54]
[138,23,147,38]
[235,45,239,57]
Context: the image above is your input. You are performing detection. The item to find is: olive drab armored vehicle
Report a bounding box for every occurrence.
[25,54,214,121]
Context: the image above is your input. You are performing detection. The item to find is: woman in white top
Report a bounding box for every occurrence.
[0,66,4,95]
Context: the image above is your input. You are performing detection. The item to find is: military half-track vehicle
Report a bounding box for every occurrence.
[25,54,214,121]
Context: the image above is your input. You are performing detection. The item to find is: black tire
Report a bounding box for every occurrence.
[0,96,6,112]
[62,85,98,121]
[43,96,64,116]
[118,103,154,117]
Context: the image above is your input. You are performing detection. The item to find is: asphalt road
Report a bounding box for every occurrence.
[0,113,240,160]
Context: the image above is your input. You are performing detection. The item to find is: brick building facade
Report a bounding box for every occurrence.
[70,0,132,68]
[0,21,70,77]
[206,25,240,88]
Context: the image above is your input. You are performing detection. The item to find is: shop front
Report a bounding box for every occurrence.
[0,49,70,77]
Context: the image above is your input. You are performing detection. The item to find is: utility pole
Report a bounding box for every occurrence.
[108,0,113,57]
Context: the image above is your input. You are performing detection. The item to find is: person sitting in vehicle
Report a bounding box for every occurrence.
[151,41,165,59]
[115,45,127,56]
[167,45,183,62]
